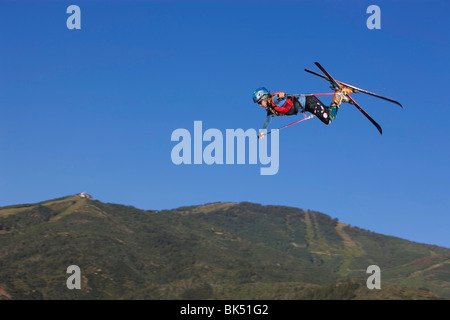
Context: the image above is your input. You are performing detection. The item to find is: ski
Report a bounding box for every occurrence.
[305,67,403,108]
[314,62,343,92]
[308,62,385,135]
[347,95,383,135]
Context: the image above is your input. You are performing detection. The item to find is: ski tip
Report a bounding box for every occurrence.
[388,100,403,108]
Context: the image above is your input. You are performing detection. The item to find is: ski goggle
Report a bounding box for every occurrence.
[257,94,270,105]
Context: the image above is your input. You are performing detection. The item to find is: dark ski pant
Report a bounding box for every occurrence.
[303,95,338,125]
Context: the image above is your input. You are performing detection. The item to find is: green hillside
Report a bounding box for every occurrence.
[0,195,448,299]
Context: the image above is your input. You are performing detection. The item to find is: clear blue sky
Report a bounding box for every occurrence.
[1,1,449,248]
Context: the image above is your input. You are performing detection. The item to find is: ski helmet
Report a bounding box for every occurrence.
[252,87,270,103]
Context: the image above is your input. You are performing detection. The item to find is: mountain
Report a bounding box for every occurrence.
[0,194,449,300]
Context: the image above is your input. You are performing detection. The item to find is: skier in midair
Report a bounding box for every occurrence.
[252,87,352,138]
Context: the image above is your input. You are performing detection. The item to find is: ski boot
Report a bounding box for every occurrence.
[327,87,352,122]
[331,86,353,107]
